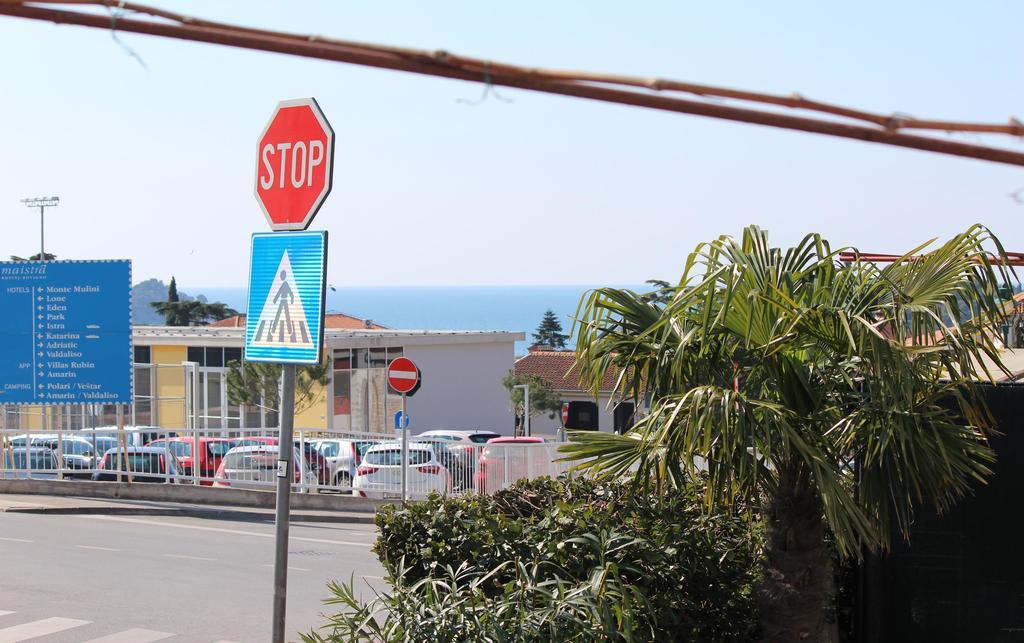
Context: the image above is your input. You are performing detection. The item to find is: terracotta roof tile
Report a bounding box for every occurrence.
[514,348,619,393]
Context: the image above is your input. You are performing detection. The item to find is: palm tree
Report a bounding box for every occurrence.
[563,225,1013,642]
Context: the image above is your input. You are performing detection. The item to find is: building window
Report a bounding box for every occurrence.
[225,347,243,365]
[134,345,151,364]
[333,347,403,433]
[566,401,599,431]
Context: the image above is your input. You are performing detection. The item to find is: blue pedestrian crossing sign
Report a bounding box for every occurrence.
[245,231,327,365]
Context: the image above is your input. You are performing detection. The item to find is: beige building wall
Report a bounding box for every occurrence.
[294,377,328,430]
[152,345,187,429]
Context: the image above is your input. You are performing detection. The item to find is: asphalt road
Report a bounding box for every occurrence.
[0,511,386,642]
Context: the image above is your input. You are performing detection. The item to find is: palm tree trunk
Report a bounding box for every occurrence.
[758,464,840,643]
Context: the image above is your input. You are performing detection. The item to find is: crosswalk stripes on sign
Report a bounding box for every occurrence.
[0,609,240,642]
[248,250,314,349]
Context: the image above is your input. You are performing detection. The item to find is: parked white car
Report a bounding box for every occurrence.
[352,442,450,499]
[313,438,380,488]
[416,430,502,445]
[414,430,501,491]
[212,444,315,491]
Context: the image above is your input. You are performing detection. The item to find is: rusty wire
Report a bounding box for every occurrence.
[2,0,1024,166]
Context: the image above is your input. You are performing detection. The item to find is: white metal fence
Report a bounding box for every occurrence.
[0,428,579,498]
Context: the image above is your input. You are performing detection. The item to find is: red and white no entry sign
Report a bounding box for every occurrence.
[387,357,420,395]
[254,97,335,231]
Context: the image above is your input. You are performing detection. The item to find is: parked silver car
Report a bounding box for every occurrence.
[2,447,60,479]
[212,444,316,491]
[313,438,380,488]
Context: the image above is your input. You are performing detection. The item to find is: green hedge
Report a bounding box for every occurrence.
[364,477,761,642]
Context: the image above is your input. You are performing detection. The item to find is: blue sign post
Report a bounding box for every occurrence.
[0,260,132,405]
[244,231,328,365]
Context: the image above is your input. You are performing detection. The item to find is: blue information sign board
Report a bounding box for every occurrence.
[244,231,327,365]
[0,260,132,405]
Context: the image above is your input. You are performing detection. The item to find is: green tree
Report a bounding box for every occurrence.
[150,277,237,326]
[531,309,569,349]
[640,279,674,305]
[563,225,1012,642]
[167,275,179,302]
[502,371,563,434]
[226,359,330,417]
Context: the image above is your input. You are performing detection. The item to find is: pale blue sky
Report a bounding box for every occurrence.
[1,1,1022,288]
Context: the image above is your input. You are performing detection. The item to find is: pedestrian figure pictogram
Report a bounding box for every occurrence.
[250,251,313,349]
[272,269,295,342]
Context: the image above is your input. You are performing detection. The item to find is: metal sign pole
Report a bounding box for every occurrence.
[271,363,296,643]
[400,393,407,502]
[524,385,531,438]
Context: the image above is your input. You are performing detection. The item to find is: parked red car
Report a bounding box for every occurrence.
[146,437,235,485]
[477,437,552,493]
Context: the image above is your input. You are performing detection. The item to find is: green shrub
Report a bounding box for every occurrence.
[307,477,761,642]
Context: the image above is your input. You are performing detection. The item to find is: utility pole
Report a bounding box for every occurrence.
[20,196,59,261]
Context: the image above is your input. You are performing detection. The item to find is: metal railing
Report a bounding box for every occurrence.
[0,428,580,498]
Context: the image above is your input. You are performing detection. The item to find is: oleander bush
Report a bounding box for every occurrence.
[303,477,762,642]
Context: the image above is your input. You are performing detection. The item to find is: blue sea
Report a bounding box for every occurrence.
[193,285,644,355]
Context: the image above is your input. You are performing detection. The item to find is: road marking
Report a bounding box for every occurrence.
[75,545,120,552]
[0,537,31,543]
[82,628,175,643]
[0,617,91,642]
[0,613,12,618]
[263,564,311,572]
[80,515,373,547]
[163,553,216,562]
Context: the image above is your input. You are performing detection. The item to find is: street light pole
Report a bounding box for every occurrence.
[20,196,59,438]
[20,196,59,260]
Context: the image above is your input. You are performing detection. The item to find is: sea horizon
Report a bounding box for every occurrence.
[184,283,648,354]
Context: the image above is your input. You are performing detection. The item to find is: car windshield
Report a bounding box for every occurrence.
[8,451,55,469]
[151,441,191,458]
[92,437,118,453]
[318,442,339,457]
[468,434,498,444]
[354,441,376,457]
[231,438,265,449]
[207,441,234,458]
[107,452,166,473]
[223,451,278,471]
[364,449,431,466]
[52,440,93,456]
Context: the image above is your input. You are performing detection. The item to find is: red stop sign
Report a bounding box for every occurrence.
[254,98,334,231]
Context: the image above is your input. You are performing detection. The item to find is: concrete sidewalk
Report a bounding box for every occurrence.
[0,493,379,524]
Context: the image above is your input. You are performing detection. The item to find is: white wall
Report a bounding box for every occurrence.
[404,341,517,435]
